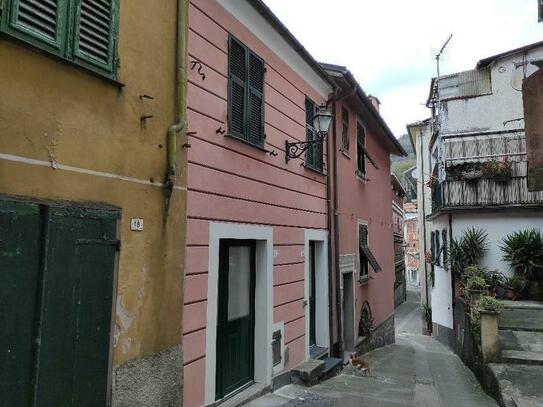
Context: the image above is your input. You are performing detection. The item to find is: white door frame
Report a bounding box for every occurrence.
[204,222,273,405]
[339,254,356,352]
[303,229,330,359]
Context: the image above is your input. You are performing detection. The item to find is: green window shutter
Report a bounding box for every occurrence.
[73,0,119,75]
[228,35,248,140]
[305,98,315,167]
[342,107,349,153]
[357,122,366,174]
[5,0,70,56]
[247,51,264,145]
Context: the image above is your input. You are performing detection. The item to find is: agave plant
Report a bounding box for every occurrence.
[449,228,488,274]
[500,229,543,280]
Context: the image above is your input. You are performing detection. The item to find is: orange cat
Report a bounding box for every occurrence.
[350,353,371,376]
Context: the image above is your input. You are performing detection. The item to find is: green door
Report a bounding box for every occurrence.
[0,200,118,406]
[216,240,255,400]
[0,201,42,406]
[309,241,316,347]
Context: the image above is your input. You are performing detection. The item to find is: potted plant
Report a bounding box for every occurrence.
[421,303,432,335]
[426,176,438,189]
[501,275,525,300]
[470,295,504,329]
[464,275,488,305]
[481,269,504,296]
[501,229,543,300]
[481,157,512,182]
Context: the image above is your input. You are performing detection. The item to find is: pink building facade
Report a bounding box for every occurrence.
[321,64,407,355]
[183,1,334,406]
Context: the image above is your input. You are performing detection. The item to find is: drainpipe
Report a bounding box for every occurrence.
[326,91,338,356]
[331,99,343,358]
[420,129,429,309]
[165,0,189,209]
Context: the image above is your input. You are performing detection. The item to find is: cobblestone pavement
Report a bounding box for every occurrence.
[247,289,498,407]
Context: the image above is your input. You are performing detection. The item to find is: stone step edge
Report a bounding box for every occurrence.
[500,350,543,365]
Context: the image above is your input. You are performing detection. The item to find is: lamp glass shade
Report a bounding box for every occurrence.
[313,108,333,134]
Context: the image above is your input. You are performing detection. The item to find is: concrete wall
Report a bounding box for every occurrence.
[0,0,187,404]
[182,1,332,406]
[409,122,433,306]
[440,47,543,135]
[333,98,396,346]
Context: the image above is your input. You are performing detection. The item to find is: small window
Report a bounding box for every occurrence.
[341,107,349,153]
[228,35,265,148]
[0,0,120,79]
[304,98,323,171]
[356,122,366,175]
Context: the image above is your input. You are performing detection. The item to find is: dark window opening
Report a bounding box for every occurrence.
[342,107,349,153]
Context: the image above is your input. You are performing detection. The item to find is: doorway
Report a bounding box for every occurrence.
[342,272,355,352]
[216,240,256,400]
[309,241,317,347]
[0,200,118,406]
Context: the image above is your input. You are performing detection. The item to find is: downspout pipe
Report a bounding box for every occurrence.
[419,129,429,310]
[166,0,189,201]
[332,99,342,358]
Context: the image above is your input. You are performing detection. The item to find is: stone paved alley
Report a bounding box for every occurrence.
[248,290,498,407]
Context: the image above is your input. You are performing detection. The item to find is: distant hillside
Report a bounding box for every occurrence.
[391,134,414,163]
[391,134,415,177]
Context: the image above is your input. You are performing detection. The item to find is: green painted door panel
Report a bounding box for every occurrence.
[216,240,255,400]
[0,201,42,406]
[35,207,117,406]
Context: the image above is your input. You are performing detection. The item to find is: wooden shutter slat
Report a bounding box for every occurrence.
[16,0,58,39]
[74,0,117,71]
[247,51,264,144]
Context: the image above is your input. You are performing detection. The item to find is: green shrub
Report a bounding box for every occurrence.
[450,228,488,274]
[470,295,504,328]
[501,229,543,280]
[465,276,487,291]
[421,303,432,327]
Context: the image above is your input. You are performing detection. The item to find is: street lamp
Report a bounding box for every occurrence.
[285,106,333,163]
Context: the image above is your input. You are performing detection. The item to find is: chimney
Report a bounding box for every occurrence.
[368,94,381,112]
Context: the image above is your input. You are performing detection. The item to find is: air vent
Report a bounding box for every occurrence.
[77,0,113,65]
[16,0,58,40]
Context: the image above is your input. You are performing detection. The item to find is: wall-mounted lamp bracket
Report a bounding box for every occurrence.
[285,132,326,163]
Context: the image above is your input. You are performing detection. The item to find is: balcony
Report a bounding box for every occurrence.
[431,130,543,213]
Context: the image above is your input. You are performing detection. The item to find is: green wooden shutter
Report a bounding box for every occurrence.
[0,200,42,406]
[6,0,69,56]
[73,0,118,75]
[247,51,264,145]
[305,98,315,167]
[228,36,247,140]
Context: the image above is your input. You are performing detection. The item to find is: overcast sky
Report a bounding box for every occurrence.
[262,0,543,137]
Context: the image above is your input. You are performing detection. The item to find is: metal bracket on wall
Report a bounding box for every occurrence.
[190,60,206,81]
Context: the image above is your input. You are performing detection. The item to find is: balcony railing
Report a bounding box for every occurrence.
[431,130,543,212]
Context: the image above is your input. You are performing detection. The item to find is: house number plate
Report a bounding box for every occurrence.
[130,218,144,231]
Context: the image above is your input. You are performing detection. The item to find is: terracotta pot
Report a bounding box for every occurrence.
[525,280,543,301]
[504,289,518,301]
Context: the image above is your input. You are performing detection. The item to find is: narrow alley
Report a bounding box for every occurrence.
[248,290,498,407]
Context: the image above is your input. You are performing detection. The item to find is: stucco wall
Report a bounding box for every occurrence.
[440,47,543,135]
[430,216,454,330]
[451,211,543,276]
[0,0,187,404]
[182,1,332,406]
[333,99,396,342]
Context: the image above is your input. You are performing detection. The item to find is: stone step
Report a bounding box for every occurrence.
[488,363,543,407]
[501,350,543,365]
[291,359,324,387]
[498,302,543,332]
[320,357,343,378]
[499,330,543,352]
